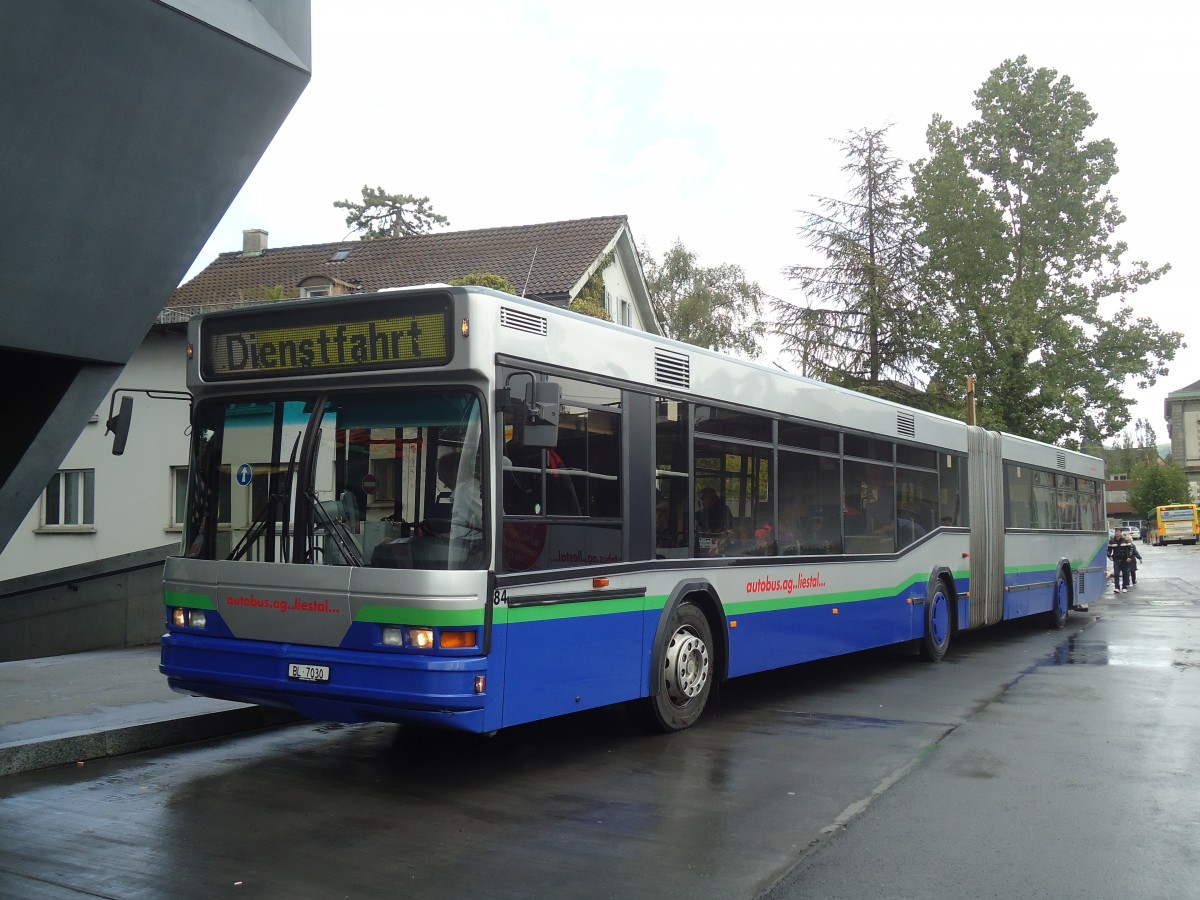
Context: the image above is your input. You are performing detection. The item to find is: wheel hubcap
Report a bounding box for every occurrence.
[931,591,949,646]
[664,626,710,706]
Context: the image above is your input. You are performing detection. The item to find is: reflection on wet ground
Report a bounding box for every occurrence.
[1040,633,1200,670]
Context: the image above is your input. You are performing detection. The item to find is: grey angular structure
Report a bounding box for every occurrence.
[0,0,311,550]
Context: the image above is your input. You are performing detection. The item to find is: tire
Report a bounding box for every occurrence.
[632,602,714,732]
[1047,570,1069,628]
[919,579,953,662]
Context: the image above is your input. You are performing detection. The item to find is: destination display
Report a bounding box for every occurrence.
[200,293,453,380]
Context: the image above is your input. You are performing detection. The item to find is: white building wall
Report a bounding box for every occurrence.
[0,331,191,580]
[602,258,642,330]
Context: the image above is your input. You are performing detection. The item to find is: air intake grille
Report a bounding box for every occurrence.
[896,412,916,438]
[500,307,548,336]
[655,348,690,389]
[1056,451,1067,470]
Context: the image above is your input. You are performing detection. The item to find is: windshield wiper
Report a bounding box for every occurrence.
[305,490,364,566]
[278,433,301,563]
[227,434,302,563]
[227,495,279,562]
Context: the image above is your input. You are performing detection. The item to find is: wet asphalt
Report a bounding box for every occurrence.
[2,541,1197,898]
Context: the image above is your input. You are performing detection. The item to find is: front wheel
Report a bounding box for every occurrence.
[1047,570,1069,628]
[920,580,952,661]
[631,602,714,732]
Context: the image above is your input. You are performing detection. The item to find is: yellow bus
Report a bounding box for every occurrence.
[1152,504,1199,546]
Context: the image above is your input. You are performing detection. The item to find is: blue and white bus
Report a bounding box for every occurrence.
[160,285,1108,733]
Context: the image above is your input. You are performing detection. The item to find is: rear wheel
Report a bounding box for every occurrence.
[631,602,714,732]
[920,579,952,661]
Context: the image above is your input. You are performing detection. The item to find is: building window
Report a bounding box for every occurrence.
[300,285,331,299]
[42,469,94,528]
[621,299,631,327]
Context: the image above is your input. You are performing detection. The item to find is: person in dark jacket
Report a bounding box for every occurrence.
[1128,539,1144,585]
[1107,527,1135,592]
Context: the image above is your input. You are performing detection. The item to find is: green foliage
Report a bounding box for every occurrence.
[567,296,612,321]
[643,240,767,357]
[449,272,517,294]
[567,249,615,322]
[909,56,1183,446]
[1127,460,1192,517]
[334,186,449,239]
[239,284,299,302]
[776,126,921,388]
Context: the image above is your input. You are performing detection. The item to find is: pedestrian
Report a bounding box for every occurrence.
[1107,527,1135,593]
[1128,540,1144,586]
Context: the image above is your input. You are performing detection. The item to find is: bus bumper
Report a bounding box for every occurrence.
[160,632,491,732]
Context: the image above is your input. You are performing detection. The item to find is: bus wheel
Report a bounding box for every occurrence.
[634,603,714,732]
[1047,570,1069,629]
[920,580,952,662]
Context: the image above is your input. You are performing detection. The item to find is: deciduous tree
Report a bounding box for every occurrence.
[909,57,1182,446]
[643,240,767,357]
[1128,459,1192,517]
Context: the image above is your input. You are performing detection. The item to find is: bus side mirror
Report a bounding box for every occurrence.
[515,381,561,448]
[105,395,134,456]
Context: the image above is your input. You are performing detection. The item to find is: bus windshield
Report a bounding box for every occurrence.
[182,389,485,570]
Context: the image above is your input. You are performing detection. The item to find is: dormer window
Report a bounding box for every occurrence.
[299,275,334,299]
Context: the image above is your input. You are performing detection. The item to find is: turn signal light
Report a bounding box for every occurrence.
[440,630,478,649]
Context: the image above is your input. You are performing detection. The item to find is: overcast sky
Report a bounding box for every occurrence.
[190,0,1197,444]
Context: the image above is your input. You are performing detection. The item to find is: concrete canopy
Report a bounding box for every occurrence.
[0,0,311,550]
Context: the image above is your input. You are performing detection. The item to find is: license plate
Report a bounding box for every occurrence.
[287,663,330,683]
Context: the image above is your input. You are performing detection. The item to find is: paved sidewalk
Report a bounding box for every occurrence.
[0,645,297,777]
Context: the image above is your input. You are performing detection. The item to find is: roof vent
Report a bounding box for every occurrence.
[896,412,916,438]
[1057,450,1067,470]
[501,306,548,336]
[655,348,690,389]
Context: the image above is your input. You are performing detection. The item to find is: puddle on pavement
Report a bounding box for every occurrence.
[1040,634,1195,669]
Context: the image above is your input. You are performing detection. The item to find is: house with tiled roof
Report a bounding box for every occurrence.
[165,215,659,334]
[0,215,658,595]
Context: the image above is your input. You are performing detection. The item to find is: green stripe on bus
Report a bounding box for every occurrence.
[355,606,485,627]
[164,591,215,610]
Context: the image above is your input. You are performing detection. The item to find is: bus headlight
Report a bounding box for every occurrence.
[171,608,207,629]
[382,626,404,646]
[408,627,434,649]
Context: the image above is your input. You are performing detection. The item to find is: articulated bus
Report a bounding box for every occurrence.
[160,286,1108,733]
[1152,504,1199,546]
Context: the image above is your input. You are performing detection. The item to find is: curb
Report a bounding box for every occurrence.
[0,707,301,777]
